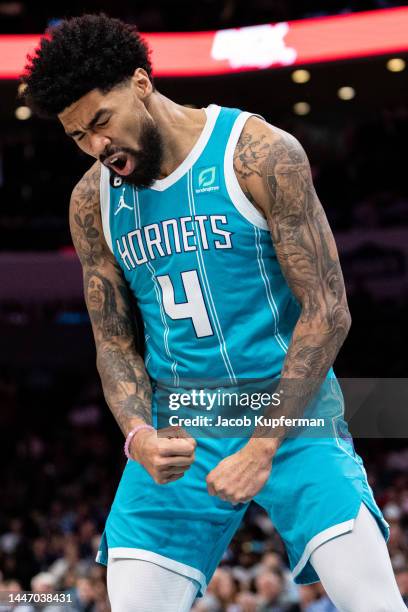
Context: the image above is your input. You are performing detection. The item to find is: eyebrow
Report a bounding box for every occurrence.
[66,108,111,138]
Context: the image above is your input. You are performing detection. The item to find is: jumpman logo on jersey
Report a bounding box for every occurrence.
[114,188,133,216]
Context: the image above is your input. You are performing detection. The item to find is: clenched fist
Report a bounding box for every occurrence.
[206,438,276,504]
[130,425,196,484]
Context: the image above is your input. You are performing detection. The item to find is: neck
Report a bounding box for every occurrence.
[145,92,207,179]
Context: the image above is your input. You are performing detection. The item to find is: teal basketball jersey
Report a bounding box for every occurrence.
[100,104,309,384]
[96,106,389,589]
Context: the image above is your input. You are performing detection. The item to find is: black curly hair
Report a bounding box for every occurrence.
[21,14,153,118]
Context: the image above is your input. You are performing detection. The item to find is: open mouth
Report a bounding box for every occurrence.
[103,152,136,177]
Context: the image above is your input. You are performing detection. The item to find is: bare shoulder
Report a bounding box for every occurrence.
[68,162,110,267]
[69,161,101,216]
[234,115,306,177]
[233,115,310,216]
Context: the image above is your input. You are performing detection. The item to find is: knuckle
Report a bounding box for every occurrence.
[153,458,163,470]
[157,445,168,457]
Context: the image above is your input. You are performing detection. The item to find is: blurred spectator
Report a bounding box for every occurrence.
[31,571,57,592]
[208,568,239,610]
[255,570,300,611]
[300,583,337,612]
[67,577,96,611]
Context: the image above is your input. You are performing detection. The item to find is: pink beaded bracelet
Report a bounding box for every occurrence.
[124,424,155,460]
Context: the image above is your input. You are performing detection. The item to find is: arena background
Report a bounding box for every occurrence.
[1,1,408,610]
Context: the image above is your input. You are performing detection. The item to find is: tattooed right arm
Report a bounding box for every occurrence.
[69,162,152,435]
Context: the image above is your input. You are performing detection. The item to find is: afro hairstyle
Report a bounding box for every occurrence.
[21,14,153,118]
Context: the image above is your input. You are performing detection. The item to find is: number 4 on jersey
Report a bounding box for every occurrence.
[157,270,213,338]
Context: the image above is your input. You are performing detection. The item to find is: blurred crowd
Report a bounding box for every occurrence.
[0,366,117,611]
[0,0,404,34]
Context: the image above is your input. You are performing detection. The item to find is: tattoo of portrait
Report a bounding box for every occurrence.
[85,270,133,338]
[69,163,152,433]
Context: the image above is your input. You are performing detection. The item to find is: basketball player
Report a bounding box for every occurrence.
[22,15,406,611]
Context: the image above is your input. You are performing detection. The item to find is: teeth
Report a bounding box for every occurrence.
[110,156,118,164]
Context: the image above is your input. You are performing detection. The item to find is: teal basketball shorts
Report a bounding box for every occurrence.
[96,413,389,596]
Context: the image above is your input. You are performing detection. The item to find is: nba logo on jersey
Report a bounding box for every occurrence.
[195,165,220,194]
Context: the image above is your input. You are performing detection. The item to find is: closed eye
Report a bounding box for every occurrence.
[96,118,110,128]
[70,116,110,142]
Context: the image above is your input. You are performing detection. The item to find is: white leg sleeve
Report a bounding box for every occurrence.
[107,557,199,612]
[310,502,406,612]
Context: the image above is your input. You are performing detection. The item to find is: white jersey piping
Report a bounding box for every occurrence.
[224,112,269,230]
[150,104,221,192]
[99,163,114,253]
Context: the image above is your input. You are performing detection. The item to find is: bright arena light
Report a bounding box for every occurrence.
[15,106,31,120]
[338,86,356,100]
[293,102,310,116]
[17,82,27,96]
[291,69,311,83]
[386,58,406,72]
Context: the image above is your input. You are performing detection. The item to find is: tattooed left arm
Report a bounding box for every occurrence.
[206,118,351,502]
[241,117,351,448]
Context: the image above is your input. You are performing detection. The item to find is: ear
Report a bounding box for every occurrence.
[130,68,153,100]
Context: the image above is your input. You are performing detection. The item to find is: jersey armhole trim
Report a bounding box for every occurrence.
[100,164,114,253]
[224,112,269,231]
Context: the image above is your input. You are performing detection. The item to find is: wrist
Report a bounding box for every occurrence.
[125,424,155,461]
[247,435,280,459]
